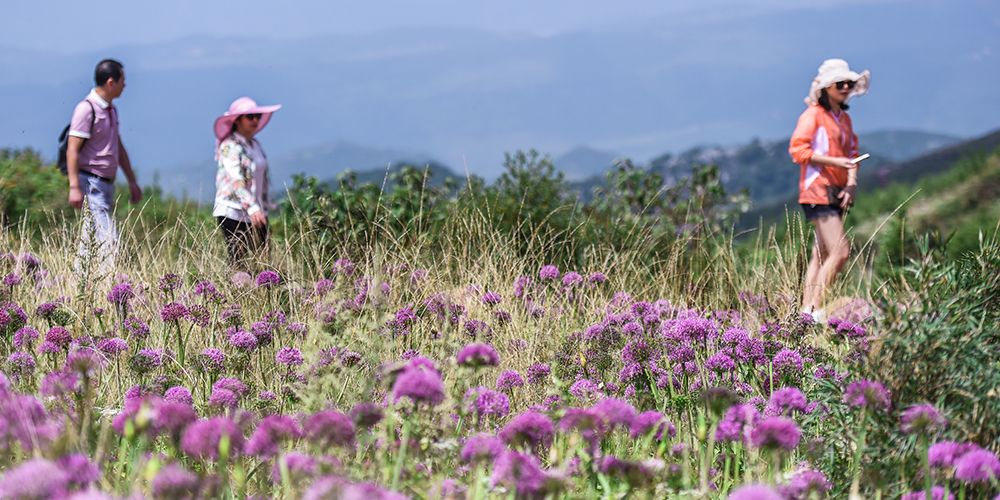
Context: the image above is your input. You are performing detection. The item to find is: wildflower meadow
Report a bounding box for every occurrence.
[0,152,999,500]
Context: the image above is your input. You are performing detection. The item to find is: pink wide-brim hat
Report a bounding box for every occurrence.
[213,97,281,141]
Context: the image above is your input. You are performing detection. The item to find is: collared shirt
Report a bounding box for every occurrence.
[68,89,119,180]
[789,104,859,205]
[213,132,273,222]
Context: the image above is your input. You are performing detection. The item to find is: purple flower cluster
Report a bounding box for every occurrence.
[456,343,500,368]
[843,380,891,412]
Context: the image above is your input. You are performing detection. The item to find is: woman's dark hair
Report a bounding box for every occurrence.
[818,89,849,112]
[94,59,124,87]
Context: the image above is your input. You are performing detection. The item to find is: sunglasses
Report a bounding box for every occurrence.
[242,113,262,121]
[835,80,857,90]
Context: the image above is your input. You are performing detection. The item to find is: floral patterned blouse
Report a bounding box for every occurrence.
[213,132,274,221]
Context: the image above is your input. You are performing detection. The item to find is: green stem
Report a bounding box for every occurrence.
[390,417,411,491]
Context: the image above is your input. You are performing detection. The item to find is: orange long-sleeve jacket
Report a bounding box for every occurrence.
[789,104,859,205]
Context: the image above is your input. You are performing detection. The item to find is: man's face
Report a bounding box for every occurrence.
[106,70,126,98]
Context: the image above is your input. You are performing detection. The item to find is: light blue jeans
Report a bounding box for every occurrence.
[76,172,118,272]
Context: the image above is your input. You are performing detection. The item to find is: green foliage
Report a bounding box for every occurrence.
[867,233,1000,447]
[279,150,752,272]
[0,148,69,231]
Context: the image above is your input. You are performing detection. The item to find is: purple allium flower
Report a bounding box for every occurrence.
[302,410,355,449]
[122,317,150,339]
[160,302,188,323]
[482,292,502,306]
[185,304,211,328]
[256,270,281,287]
[783,469,832,499]
[164,386,194,405]
[56,453,100,487]
[493,310,512,325]
[592,398,637,428]
[250,321,274,347]
[767,387,808,416]
[500,411,555,451]
[704,352,735,373]
[772,348,803,377]
[340,350,362,367]
[97,337,128,357]
[3,273,22,287]
[668,345,695,363]
[721,326,750,345]
[630,411,674,439]
[276,347,304,366]
[392,365,445,406]
[153,463,200,500]
[286,322,307,338]
[246,415,303,459]
[900,404,947,436]
[180,417,244,459]
[622,340,652,365]
[560,407,610,445]
[900,487,953,500]
[193,280,217,296]
[129,349,164,374]
[727,484,783,500]
[159,273,183,293]
[229,330,258,352]
[271,452,318,482]
[156,402,199,441]
[350,403,383,429]
[496,370,525,391]
[232,272,252,288]
[208,388,239,410]
[588,272,607,284]
[106,283,134,306]
[716,404,761,444]
[843,380,892,412]
[954,449,1000,483]
[491,451,550,499]
[45,326,72,349]
[461,433,504,463]
[526,364,551,385]
[538,265,560,281]
[463,319,492,340]
[562,272,583,287]
[0,458,70,500]
[750,416,801,451]
[568,379,602,402]
[6,351,35,375]
[456,343,500,368]
[466,387,510,417]
[196,348,225,374]
[34,303,57,320]
[928,441,979,468]
[13,327,39,349]
[213,377,249,397]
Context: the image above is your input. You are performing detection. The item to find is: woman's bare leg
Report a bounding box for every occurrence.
[803,213,850,311]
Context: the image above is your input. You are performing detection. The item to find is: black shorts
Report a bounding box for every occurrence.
[800,203,844,222]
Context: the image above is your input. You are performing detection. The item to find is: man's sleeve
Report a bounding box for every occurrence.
[68,101,93,139]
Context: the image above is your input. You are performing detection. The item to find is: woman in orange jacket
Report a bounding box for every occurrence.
[789,59,871,319]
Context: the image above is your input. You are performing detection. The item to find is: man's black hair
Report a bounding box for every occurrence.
[818,89,849,112]
[94,59,124,87]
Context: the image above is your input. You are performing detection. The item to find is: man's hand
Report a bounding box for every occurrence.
[128,182,143,204]
[69,186,84,210]
[838,185,857,209]
[250,210,267,228]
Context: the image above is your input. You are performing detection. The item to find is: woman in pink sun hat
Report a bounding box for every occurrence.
[213,96,281,270]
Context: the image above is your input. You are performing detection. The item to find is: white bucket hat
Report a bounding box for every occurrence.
[805,59,871,106]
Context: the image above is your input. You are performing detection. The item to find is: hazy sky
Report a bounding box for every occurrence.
[5,0,870,51]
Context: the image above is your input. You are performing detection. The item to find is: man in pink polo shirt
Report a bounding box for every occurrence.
[65,59,142,269]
